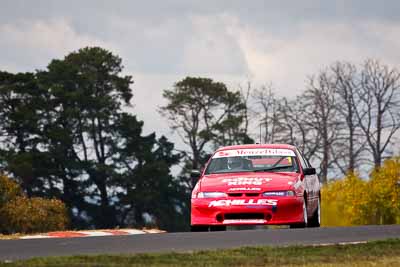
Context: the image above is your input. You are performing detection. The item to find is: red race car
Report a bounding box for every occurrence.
[190,144,321,231]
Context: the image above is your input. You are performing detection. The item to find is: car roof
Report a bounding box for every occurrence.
[215,144,297,152]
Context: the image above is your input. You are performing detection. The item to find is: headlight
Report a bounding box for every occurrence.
[197,192,227,198]
[263,191,295,197]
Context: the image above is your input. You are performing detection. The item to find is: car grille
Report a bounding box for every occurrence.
[245,193,260,197]
[227,193,260,197]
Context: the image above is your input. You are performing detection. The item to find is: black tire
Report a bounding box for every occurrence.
[210,225,227,231]
[289,223,305,229]
[308,196,321,228]
[190,225,209,232]
[290,197,308,229]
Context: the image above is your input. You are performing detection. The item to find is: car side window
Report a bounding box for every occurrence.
[296,150,309,169]
[305,158,312,168]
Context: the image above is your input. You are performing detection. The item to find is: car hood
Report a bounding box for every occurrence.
[199,172,300,193]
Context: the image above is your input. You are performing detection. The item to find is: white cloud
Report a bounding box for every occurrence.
[129,72,179,135]
[0,18,115,71]
[180,14,249,75]
[230,20,400,96]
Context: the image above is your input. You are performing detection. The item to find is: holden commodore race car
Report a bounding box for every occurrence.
[190,144,321,231]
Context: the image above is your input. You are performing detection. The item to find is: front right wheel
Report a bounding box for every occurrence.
[290,198,308,229]
[308,197,321,228]
[210,225,226,231]
[190,225,209,232]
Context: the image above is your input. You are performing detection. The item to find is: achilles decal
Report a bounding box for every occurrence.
[208,199,278,207]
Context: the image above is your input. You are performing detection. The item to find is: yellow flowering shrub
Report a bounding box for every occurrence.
[322,172,369,226]
[322,157,400,226]
[0,174,69,234]
[0,175,22,208]
[368,158,400,224]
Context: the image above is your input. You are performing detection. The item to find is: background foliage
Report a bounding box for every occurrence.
[0,47,187,231]
[0,175,68,234]
[0,46,399,232]
[322,157,400,226]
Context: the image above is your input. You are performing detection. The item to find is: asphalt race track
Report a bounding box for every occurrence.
[2,225,400,261]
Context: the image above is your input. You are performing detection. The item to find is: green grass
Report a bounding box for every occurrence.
[2,239,400,267]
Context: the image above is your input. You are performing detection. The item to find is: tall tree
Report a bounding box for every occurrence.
[303,71,341,183]
[38,47,133,228]
[253,84,280,144]
[331,62,365,174]
[0,71,46,196]
[212,89,253,148]
[274,96,321,161]
[112,114,185,231]
[355,59,400,168]
[160,77,250,176]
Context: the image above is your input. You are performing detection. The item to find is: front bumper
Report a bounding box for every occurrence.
[191,197,304,226]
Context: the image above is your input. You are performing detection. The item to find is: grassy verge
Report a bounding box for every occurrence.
[2,239,400,267]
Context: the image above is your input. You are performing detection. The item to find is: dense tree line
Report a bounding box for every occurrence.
[0,47,188,231]
[1,45,399,232]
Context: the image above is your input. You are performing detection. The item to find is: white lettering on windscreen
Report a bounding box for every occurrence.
[213,149,296,158]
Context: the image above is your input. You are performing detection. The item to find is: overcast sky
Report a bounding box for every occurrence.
[1,0,400,146]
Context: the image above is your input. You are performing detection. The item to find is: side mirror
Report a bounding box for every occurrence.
[190,170,201,187]
[303,167,316,176]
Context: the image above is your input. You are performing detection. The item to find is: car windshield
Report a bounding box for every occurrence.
[204,148,299,174]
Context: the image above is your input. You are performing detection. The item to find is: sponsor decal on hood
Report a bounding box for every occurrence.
[228,187,261,191]
[223,177,272,186]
